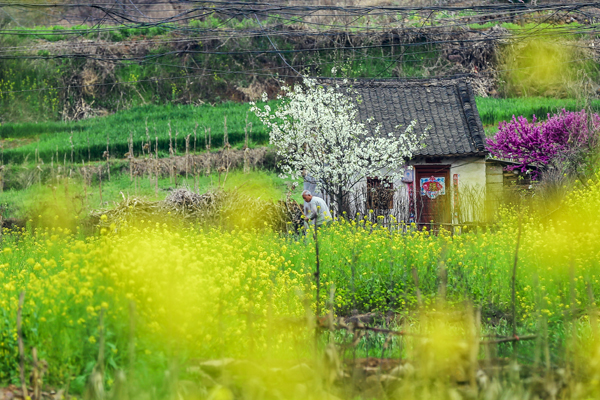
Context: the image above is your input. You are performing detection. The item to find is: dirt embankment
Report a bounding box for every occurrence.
[35,25,506,121]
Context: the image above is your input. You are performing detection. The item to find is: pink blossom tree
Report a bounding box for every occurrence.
[486,109,600,180]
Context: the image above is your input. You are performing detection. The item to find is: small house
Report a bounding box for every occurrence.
[303,77,524,227]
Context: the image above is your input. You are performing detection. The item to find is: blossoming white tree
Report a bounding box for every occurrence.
[251,77,425,216]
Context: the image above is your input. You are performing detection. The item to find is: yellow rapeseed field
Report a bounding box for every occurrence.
[0,175,599,398]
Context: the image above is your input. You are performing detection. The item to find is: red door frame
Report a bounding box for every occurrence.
[414,165,451,227]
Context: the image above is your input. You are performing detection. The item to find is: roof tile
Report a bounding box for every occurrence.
[333,78,486,157]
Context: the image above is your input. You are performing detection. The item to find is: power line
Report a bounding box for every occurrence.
[253,12,300,76]
[0,25,590,62]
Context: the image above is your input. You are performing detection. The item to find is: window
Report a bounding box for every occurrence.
[366,177,394,210]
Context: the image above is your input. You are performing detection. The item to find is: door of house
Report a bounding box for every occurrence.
[414,165,451,228]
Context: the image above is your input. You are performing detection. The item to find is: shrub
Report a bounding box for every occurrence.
[486,109,600,179]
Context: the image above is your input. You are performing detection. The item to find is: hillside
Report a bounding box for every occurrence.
[1,3,598,123]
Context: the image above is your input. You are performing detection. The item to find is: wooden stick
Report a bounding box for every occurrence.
[33,347,40,400]
[98,310,105,375]
[82,161,88,208]
[511,215,522,356]
[129,133,133,183]
[106,132,110,182]
[70,132,74,165]
[185,135,190,181]
[347,325,423,337]
[326,320,532,343]
[223,115,228,147]
[129,301,136,375]
[411,266,423,307]
[155,137,159,198]
[168,122,173,157]
[17,291,27,400]
[313,222,321,349]
[193,122,198,153]
[314,224,321,318]
[0,165,4,193]
[99,167,103,206]
[480,335,536,345]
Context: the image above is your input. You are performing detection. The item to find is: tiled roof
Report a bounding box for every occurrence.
[326,78,487,157]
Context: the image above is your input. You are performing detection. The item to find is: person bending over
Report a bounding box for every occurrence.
[302,190,332,228]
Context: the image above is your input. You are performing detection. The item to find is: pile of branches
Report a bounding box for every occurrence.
[89,188,304,232]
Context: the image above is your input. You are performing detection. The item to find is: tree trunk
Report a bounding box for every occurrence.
[336,185,345,219]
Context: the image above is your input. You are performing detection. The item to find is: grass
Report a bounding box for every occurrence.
[476,96,600,126]
[0,168,302,221]
[2,14,582,40]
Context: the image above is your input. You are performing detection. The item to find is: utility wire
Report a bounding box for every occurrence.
[0,25,590,61]
[0,1,594,32]
[254,12,301,76]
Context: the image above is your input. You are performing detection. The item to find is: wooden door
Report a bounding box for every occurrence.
[414,165,451,228]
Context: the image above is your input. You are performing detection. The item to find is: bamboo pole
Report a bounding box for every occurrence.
[17,292,27,400]
[155,136,159,198]
[168,122,173,157]
[511,214,522,357]
[105,132,110,182]
[185,135,190,181]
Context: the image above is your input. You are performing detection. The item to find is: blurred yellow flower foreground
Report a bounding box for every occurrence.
[0,223,315,394]
[1,175,600,399]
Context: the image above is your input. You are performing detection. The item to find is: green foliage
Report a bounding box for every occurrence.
[0,63,61,122]
[497,38,599,98]
[475,96,600,126]
[469,21,582,32]
[0,167,599,393]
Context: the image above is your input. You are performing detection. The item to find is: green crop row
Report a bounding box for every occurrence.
[476,96,600,126]
[0,102,270,164]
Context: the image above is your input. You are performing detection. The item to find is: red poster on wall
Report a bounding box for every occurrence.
[414,165,451,226]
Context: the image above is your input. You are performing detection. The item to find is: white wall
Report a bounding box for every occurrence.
[408,156,487,223]
[449,157,487,190]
